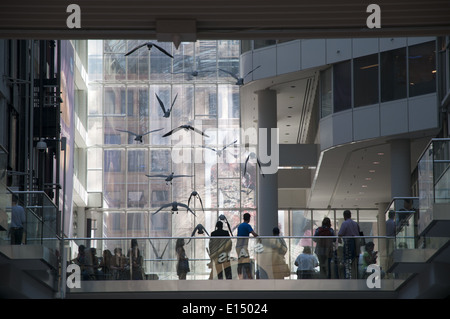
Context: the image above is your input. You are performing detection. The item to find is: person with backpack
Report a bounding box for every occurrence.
[313,217,336,279]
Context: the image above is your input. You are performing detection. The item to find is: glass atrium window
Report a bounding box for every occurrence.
[381,48,407,102]
[409,41,436,97]
[333,60,352,112]
[320,67,332,118]
[354,54,379,107]
[87,40,244,243]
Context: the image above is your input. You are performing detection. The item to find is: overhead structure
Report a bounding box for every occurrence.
[0,0,450,41]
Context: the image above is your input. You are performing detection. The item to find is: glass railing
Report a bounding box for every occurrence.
[385,197,419,250]
[418,138,450,234]
[63,235,394,283]
[0,190,60,255]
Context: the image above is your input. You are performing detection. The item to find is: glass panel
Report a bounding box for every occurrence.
[196,41,217,81]
[320,68,332,117]
[104,54,126,81]
[253,40,276,50]
[150,42,173,81]
[380,48,407,102]
[409,41,436,97]
[354,54,379,107]
[333,60,352,112]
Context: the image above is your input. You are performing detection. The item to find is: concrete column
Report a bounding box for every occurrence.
[390,139,411,198]
[256,89,278,236]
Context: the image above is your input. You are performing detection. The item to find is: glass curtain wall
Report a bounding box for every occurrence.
[86,40,253,278]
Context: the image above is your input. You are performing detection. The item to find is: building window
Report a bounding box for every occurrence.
[381,48,407,102]
[354,54,379,107]
[104,134,121,144]
[150,149,170,173]
[128,150,146,172]
[409,41,436,97]
[320,67,332,117]
[333,60,352,112]
[104,150,122,172]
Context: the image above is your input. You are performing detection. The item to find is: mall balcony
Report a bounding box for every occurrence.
[1,139,450,299]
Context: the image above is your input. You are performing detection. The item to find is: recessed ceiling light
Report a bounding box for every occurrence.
[377,152,384,156]
[365,177,372,181]
[362,185,368,188]
[369,170,376,173]
[373,161,380,165]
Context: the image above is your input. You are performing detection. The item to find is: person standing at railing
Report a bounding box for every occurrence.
[128,239,144,280]
[313,217,336,279]
[176,238,190,280]
[209,221,233,280]
[338,210,361,279]
[236,213,258,279]
[10,197,26,245]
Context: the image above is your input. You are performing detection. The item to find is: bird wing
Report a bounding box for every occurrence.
[222,140,238,150]
[116,129,138,136]
[142,128,164,136]
[162,126,183,137]
[189,126,209,137]
[145,174,168,178]
[176,203,196,216]
[218,68,239,80]
[169,93,178,112]
[243,154,250,176]
[202,145,217,152]
[173,174,192,178]
[155,93,167,113]
[187,193,194,208]
[152,202,172,215]
[244,65,261,78]
[197,194,205,212]
[125,43,148,56]
[201,225,210,237]
[256,158,265,178]
[152,43,174,58]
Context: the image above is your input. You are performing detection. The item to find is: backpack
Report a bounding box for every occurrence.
[317,226,332,237]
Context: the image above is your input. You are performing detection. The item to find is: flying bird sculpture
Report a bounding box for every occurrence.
[155,92,178,118]
[162,125,209,138]
[152,201,196,216]
[116,128,163,143]
[243,152,265,178]
[171,69,216,78]
[202,140,238,157]
[145,172,192,184]
[125,42,173,58]
[186,224,210,244]
[219,65,261,86]
[187,191,205,213]
[218,214,234,236]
